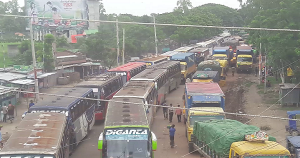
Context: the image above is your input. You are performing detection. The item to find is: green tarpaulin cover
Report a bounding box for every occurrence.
[193,119,276,157]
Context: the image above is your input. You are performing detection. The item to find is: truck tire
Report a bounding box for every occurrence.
[188,143,194,153]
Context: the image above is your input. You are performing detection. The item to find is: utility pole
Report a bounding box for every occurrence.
[259,43,262,84]
[2,44,5,70]
[29,20,39,101]
[264,47,267,93]
[116,19,120,66]
[122,28,125,65]
[153,15,158,56]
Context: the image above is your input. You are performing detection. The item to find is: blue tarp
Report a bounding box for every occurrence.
[192,95,221,103]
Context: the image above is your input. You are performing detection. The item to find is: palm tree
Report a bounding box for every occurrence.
[176,0,193,13]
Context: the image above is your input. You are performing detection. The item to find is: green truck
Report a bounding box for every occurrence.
[192,119,291,158]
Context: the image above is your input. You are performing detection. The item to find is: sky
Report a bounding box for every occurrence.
[2,0,241,16]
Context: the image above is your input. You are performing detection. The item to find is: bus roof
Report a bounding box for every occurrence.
[171,53,194,60]
[76,72,121,88]
[160,51,179,57]
[214,46,230,50]
[173,46,195,52]
[29,87,92,110]
[113,81,154,98]
[147,60,180,69]
[131,69,167,81]
[231,141,290,155]
[105,97,148,127]
[186,82,224,96]
[138,56,167,62]
[189,107,224,116]
[188,47,209,53]
[0,112,66,155]
[109,62,146,72]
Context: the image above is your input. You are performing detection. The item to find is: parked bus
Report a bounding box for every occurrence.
[76,72,126,121]
[137,56,168,67]
[147,60,181,93]
[25,87,96,149]
[113,81,158,124]
[130,68,167,105]
[160,51,179,60]
[98,97,157,158]
[0,112,70,158]
[109,62,146,81]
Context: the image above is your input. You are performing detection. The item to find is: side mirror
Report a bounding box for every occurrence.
[151,132,157,151]
[98,132,103,150]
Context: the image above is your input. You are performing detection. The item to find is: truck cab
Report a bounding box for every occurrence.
[192,71,220,83]
[170,53,196,83]
[212,47,231,72]
[186,107,225,152]
[236,46,254,73]
[287,136,300,158]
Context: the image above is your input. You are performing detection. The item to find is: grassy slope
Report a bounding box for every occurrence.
[0,42,21,68]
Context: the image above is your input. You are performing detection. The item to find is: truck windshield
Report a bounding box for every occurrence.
[192,103,220,108]
[214,56,227,60]
[180,64,187,71]
[237,57,252,62]
[0,155,54,158]
[244,156,289,158]
[106,140,150,158]
[190,115,224,126]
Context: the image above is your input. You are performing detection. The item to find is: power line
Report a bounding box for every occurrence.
[1,14,300,32]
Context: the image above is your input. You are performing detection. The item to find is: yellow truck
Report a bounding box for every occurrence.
[192,119,291,158]
[186,107,225,152]
[197,60,226,87]
[236,46,254,73]
[212,47,231,73]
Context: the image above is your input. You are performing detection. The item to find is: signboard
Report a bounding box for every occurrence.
[245,131,268,142]
[105,129,148,140]
[25,0,89,31]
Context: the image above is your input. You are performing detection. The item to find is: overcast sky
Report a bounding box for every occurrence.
[3,0,241,16]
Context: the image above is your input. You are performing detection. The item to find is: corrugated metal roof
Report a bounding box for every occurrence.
[131,69,166,81]
[0,86,16,95]
[10,79,35,85]
[114,81,154,98]
[0,72,26,81]
[105,98,148,127]
[0,112,66,155]
[186,82,224,96]
[147,60,180,69]
[287,136,300,148]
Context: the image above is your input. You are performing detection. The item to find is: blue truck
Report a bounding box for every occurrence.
[170,53,196,83]
[183,82,225,123]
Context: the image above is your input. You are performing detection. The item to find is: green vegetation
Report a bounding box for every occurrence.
[0,42,21,67]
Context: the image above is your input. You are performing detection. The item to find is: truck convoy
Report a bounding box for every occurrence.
[170,53,196,83]
[192,119,291,158]
[186,107,225,152]
[236,46,254,73]
[183,82,225,124]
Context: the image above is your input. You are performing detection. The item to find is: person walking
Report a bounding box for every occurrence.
[175,105,182,122]
[162,102,168,120]
[7,101,15,123]
[169,104,174,123]
[2,104,7,123]
[169,124,176,148]
[231,67,235,77]
[29,100,35,109]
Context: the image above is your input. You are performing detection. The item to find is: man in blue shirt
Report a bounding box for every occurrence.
[169,124,176,148]
[29,100,35,109]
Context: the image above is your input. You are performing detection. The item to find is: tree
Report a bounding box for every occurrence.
[175,0,193,13]
[43,34,55,72]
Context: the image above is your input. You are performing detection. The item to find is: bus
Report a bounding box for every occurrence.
[0,112,70,158]
[137,56,168,67]
[130,68,167,105]
[109,62,146,82]
[25,87,96,150]
[113,81,158,124]
[98,97,157,158]
[160,51,179,60]
[76,72,126,121]
[147,60,181,93]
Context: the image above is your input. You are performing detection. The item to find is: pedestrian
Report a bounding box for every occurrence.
[29,100,34,109]
[175,105,182,123]
[169,104,174,123]
[7,101,15,123]
[255,67,258,77]
[162,102,168,120]
[169,124,176,148]
[231,67,235,77]
[2,104,7,123]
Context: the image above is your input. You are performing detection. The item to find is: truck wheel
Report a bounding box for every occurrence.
[292,131,299,136]
[188,143,194,153]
